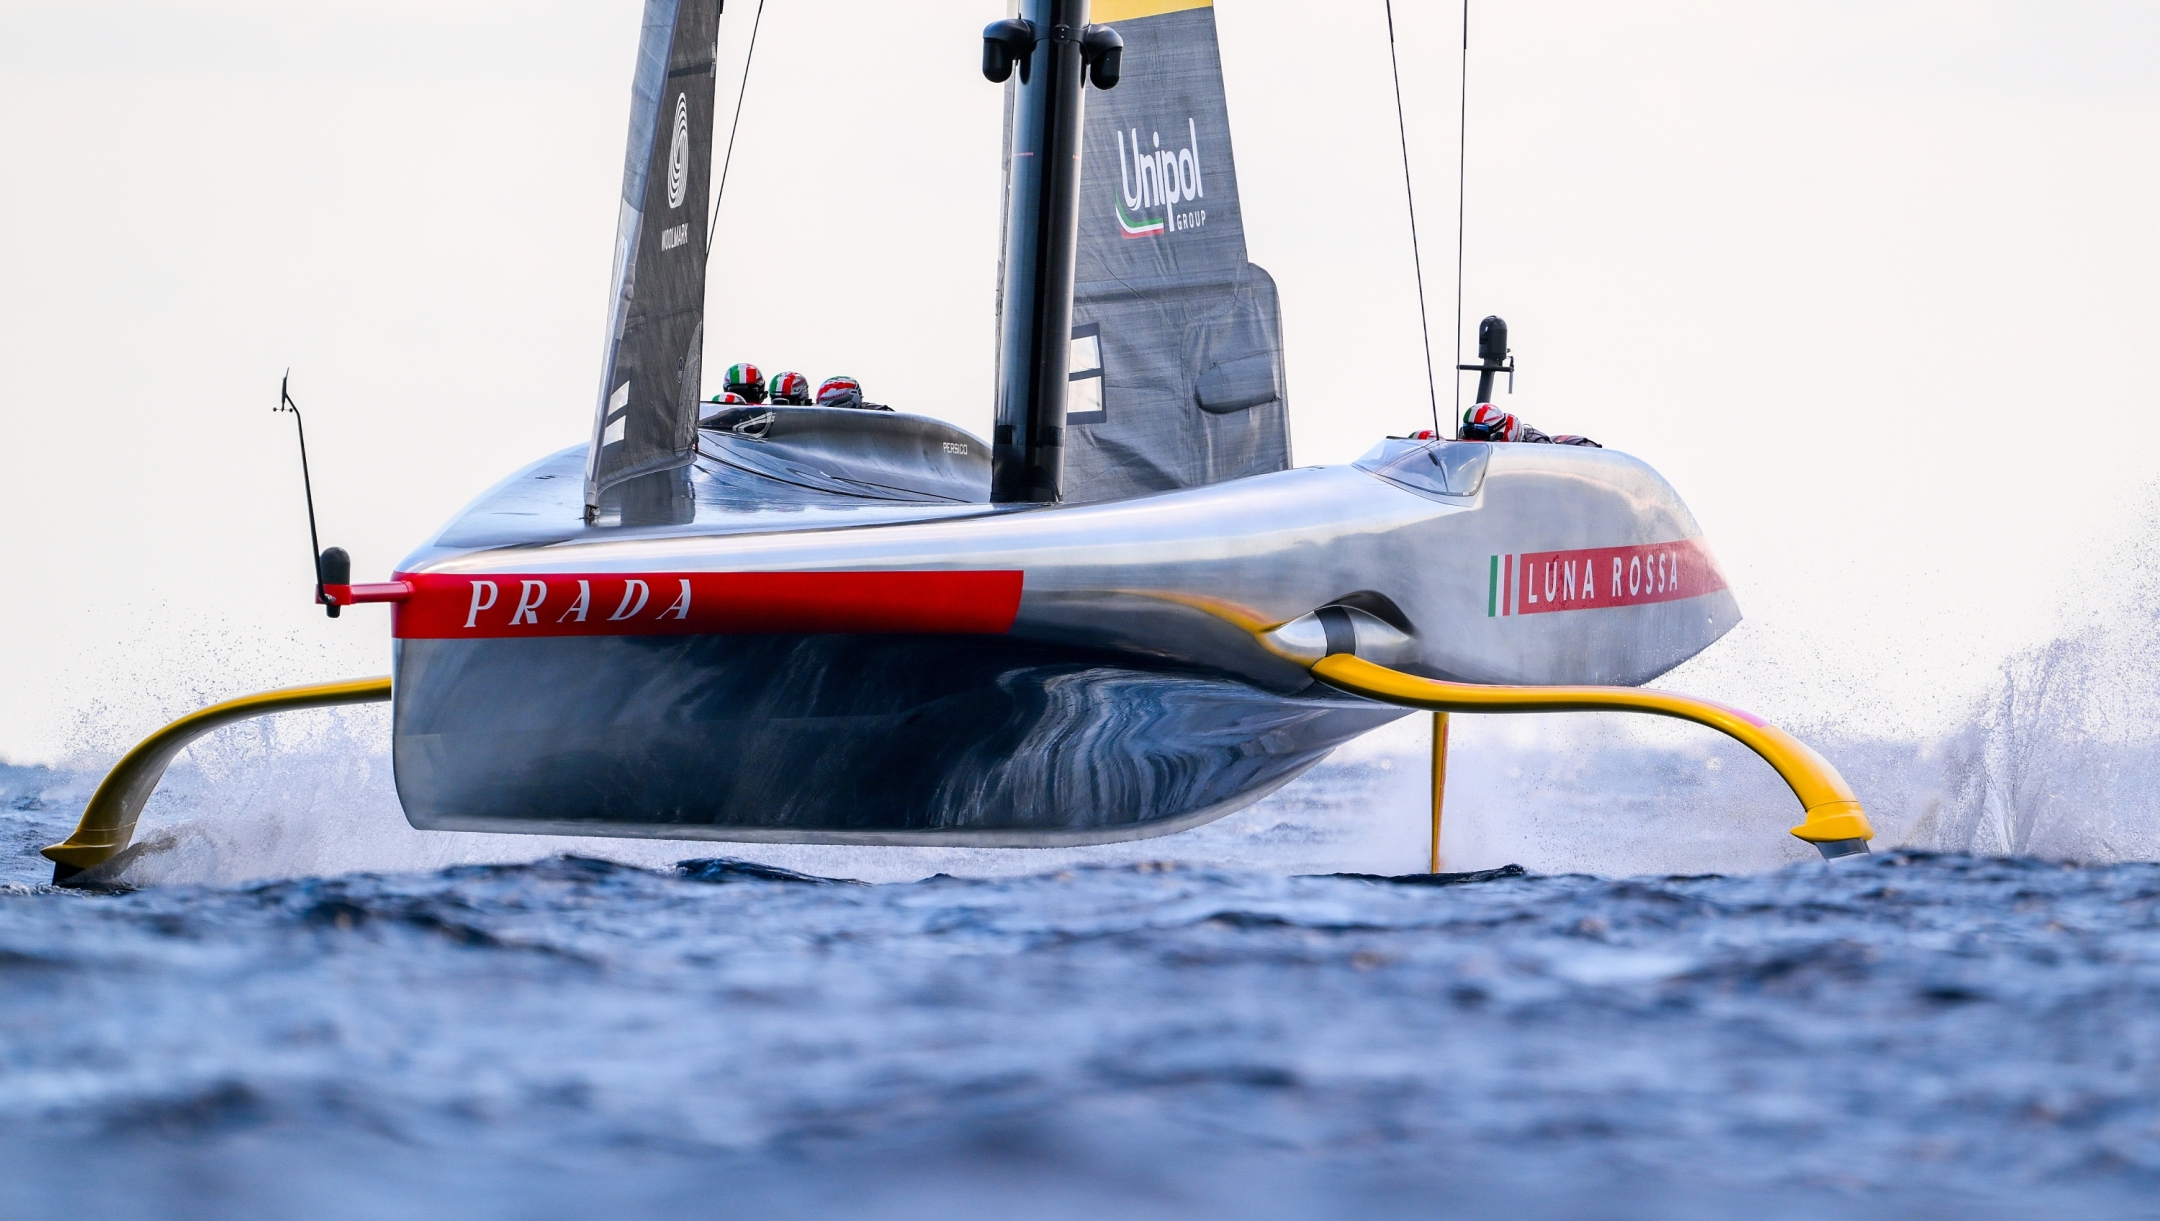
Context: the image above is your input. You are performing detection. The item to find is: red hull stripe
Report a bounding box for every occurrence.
[1511,538,1726,616]
[390,570,1024,640]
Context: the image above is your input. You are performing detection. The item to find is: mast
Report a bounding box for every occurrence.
[984,2,1121,504]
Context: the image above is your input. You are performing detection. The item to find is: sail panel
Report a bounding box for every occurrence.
[583,0,722,518]
[1058,0,1291,503]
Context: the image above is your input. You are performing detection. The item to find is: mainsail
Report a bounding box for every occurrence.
[1037,0,1291,503]
[583,0,722,521]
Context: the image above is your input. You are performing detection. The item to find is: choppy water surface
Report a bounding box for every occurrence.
[4,754,2159,1219]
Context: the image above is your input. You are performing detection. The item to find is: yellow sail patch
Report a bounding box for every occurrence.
[1091,0,1211,21]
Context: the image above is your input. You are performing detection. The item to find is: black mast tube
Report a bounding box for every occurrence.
[990,0,1092,504]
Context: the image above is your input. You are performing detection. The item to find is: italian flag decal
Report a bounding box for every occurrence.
[1117,195,1165,238]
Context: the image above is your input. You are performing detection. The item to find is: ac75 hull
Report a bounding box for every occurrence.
[389,408,1739,844]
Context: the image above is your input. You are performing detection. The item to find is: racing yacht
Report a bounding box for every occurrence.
[359,0,1741,845]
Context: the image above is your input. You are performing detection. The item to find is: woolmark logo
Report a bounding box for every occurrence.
[1116,118,1206,239]
[666,93,690,209]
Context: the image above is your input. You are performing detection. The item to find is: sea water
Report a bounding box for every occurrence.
[5,609,2160,1218]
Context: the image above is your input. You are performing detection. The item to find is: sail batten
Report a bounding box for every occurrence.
[583,0,723,520]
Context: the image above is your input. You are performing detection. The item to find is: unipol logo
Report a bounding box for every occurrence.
[1115,118,1206,239]
[666,93,690,210]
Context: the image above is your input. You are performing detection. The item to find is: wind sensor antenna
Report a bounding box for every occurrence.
[274,373,343,617]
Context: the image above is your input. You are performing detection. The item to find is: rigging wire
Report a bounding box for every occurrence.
[1453,0,1469,421]
[706,0,767,265]
[1383,0,1440,436]
[1382,0,1434,438]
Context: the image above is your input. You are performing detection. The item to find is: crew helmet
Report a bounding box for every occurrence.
[1459,402,1518,442]
[710,390,749,405]
[815,375,864,409]
[723,362,767,403]
[768,371,813,405]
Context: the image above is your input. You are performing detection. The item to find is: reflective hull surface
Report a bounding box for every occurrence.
[390,408,1740,844]
[395,635,1399,844]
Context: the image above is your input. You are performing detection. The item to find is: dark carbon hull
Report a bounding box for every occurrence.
[393,633,1402,843]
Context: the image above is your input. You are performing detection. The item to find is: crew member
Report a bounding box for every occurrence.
[723,362,767,404]
[768,371,813,405]
[815,375,892,412]
[1458,402,1599,447]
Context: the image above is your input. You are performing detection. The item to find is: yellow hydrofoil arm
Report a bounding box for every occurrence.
[41,677,393,883]
[1310,654,1873,859]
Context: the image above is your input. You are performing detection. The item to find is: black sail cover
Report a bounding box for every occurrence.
[583,0,721,519]
[1024,0,1290,503]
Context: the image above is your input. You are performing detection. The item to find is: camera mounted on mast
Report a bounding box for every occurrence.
[1455,314,1515,405]
[982,16,1121,89]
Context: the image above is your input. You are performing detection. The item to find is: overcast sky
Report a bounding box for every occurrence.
[0,0,2155,762]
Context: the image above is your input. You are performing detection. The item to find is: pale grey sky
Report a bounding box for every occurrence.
[1,0,2155,761]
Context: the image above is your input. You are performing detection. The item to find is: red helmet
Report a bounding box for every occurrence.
[816,375,863,409]
[709,390,749,405]
[768,371,813,405]
[1458,402,1518,442]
